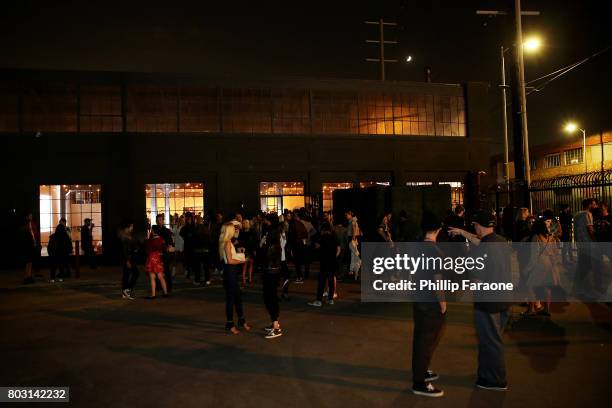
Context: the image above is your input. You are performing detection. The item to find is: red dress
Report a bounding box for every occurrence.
[145,236,166,274]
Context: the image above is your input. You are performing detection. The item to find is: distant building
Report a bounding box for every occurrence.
[492,131,612,183]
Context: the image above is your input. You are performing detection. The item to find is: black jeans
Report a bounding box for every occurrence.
[122,263,139,291]
[294,242,310,280]
[281,261,290,295]
[412,302,445,386]
[316,261,336,301]
[223,263,245,328]
[191,250,211,283]
[474,308,508,385]
[263,272,280,322]
[50,254,71,279]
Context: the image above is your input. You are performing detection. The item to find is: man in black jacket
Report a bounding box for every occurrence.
[450,210,511,391]
[81,218,96,269]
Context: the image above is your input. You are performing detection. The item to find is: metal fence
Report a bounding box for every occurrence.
[488,169,612,214]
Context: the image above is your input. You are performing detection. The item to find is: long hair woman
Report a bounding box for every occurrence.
[219,221,250,334]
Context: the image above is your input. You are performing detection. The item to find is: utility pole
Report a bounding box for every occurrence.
[365,19,398,80]
[476,2,540,208]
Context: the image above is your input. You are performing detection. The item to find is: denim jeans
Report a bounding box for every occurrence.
[474,308,508,385]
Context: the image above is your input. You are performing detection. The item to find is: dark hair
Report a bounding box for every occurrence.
[454,205,465,215]
[542,209,555,221]
[421,211,441,232]
[120,219,134,229]
[155,213,164,220]
[531,219,549,237]
[320,222,332,233]
[582,198,596,209]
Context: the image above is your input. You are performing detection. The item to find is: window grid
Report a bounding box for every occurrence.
[544,154,561,168]
[145,183,205,227]
[39,184,103,256]
[564,148,583,165]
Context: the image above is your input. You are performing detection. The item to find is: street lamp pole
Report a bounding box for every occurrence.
[580,128,587,175]
[500,46,510,195]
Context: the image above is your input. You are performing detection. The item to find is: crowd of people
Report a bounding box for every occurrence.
[17,198,611,398]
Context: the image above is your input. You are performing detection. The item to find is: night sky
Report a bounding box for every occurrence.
[1,0,610,149]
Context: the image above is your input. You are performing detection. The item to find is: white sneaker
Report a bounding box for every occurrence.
[49,279,55,283]
[323,290,328,298]
[308,300,322,307]
[122,289,135,300]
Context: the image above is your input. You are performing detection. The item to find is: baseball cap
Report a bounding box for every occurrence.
[471,210,496,227]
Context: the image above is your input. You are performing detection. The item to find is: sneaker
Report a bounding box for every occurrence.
[49,279,55,283]
[325,299,334,305]
[193,281,202,286]
[475,379,508,391]
[425,370,439,382]
[205,281,211,286]
[295,278,304,284]
[265,328,283,339]
[308,300,322,307]
[122,289,135,300]
[263,325,274,332]
[412,383,444,397]
[323,290,329,298]
[57,278,63,282]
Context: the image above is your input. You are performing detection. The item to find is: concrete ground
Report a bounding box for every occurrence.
[0,265,610,408]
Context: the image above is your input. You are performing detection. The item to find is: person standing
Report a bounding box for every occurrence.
[118,220,139,300]
[180,213,198,284]
[574,198,597,295]
[80,218,96,269]
[559,204,574,263]
[289,211,309,283]
[193,215,212,285]
[144,229,169,299]
[410,212,446,398]
[219,221,250,334]
[152,214,174,293]
[308,223,340,307]
[21,213,38,284]
[262,215,284,339]
[49,221,72,280]
[450,210,512,391]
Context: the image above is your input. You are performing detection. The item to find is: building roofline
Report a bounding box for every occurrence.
[0,67,469,92]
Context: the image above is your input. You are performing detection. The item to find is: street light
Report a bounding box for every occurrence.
[499,36,543,194]
[564,122,587,174]
[523,36,542,53]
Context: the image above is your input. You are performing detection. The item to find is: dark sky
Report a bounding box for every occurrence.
[1,0,610,149]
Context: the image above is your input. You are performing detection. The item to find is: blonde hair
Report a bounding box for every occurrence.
[218,222,236,259]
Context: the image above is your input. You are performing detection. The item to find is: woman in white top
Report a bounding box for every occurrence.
[219,221,249,334]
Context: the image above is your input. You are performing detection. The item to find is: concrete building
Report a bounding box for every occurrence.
[2,69,493,262]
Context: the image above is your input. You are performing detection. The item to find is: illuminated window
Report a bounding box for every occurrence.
[440,181,464,208]
[434,95,466,137]
[39,185,103,256]
[259,182,305,214]
[359,181,390,188]
[23,85,77,132]
[127,85,178,132]
[222,88,272,133]
[312,91,358,134]
[180,87,220,132]
[406,181,433,186]
[544,153,561,168]
[145,183,204,227]
[564,148,583,165]
[272,89,310,134]
[322,183,353,212]
[79,85,122,132]
[358,92,394,135]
